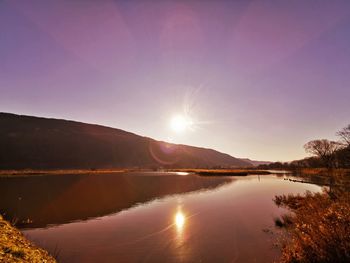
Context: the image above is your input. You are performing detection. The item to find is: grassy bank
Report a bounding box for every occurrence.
[171,169,272,176]
[0,215,56,262]
[296,168,350,176]
[0,168,274,178]
[0,169,129,177]
[274,190,350,262]
[291,168,350,190]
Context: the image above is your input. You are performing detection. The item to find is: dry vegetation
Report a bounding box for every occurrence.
[294,169,350,189]
[297,168,350,176]
[0,169,129,177]
[0,168,275,178]
[0,215,56,262]
[274,189,350,263]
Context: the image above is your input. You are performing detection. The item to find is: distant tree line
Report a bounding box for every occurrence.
[258,124,350,169]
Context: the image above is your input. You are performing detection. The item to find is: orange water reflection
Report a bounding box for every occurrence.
[173,206,188,261]
[175,210,185,231]
[19,174,324,263]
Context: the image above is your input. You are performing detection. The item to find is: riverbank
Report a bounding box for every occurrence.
[296,168,350,176]
[0,215,56,262]
[274,189,350,262]
[292,168,350,189]
[0,169,129,177]
[0,168,275,178]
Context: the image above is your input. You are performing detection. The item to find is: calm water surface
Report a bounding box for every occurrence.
[0,172,322,262]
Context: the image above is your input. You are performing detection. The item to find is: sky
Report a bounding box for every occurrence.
[1,0,350,162]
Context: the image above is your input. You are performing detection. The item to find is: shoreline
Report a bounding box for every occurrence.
[0,169,130,178]
[0,215,56,262]
[1,168,349,178]
[0,168,275,178]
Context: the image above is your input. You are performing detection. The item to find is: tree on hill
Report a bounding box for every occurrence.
[336,124,350,147]
[336,124,350,168]
[304,139,342,168]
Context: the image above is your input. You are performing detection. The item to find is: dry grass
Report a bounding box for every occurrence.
[0,215,56,262]
[295,168,350,190]
[298,168,350,176]
[0,168,274,177]
[274,190,350,263]
[0,169,129,177]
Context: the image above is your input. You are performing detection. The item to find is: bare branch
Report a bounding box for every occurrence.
[304,139,342,168]
[336,124,350,147]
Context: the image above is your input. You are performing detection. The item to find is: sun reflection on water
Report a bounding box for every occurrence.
[175,172,189,176]
[175,211,185,230]
[173,206,189,261]
[174,208,186,250]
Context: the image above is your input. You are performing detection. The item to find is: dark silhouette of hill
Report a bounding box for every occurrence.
[239,158,272,167]
[0,113,251,169]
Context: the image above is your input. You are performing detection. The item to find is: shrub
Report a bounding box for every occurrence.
[274,190,350,262]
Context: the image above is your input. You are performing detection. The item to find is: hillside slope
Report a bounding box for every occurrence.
[0,113,251,169]
[240,158,272,167]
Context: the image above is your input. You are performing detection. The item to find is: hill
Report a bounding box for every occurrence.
[0,113,251,169]
[239,158,272,167]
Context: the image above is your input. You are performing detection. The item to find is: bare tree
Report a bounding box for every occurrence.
[336,124,350,147]
[304,139,342,168]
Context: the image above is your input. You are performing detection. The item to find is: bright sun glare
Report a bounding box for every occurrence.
[175,211,185,229]
[170,115,193,133]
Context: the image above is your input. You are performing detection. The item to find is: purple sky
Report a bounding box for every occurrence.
[1,0,350,162]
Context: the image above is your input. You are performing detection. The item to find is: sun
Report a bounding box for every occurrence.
[170,115,193,133]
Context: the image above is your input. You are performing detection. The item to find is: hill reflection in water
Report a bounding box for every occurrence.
[20,174,322,263]
[0,172,232,228]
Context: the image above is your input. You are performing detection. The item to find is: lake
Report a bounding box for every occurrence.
[0,172,323,262]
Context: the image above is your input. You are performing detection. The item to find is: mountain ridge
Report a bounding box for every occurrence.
[0,112,252,169]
